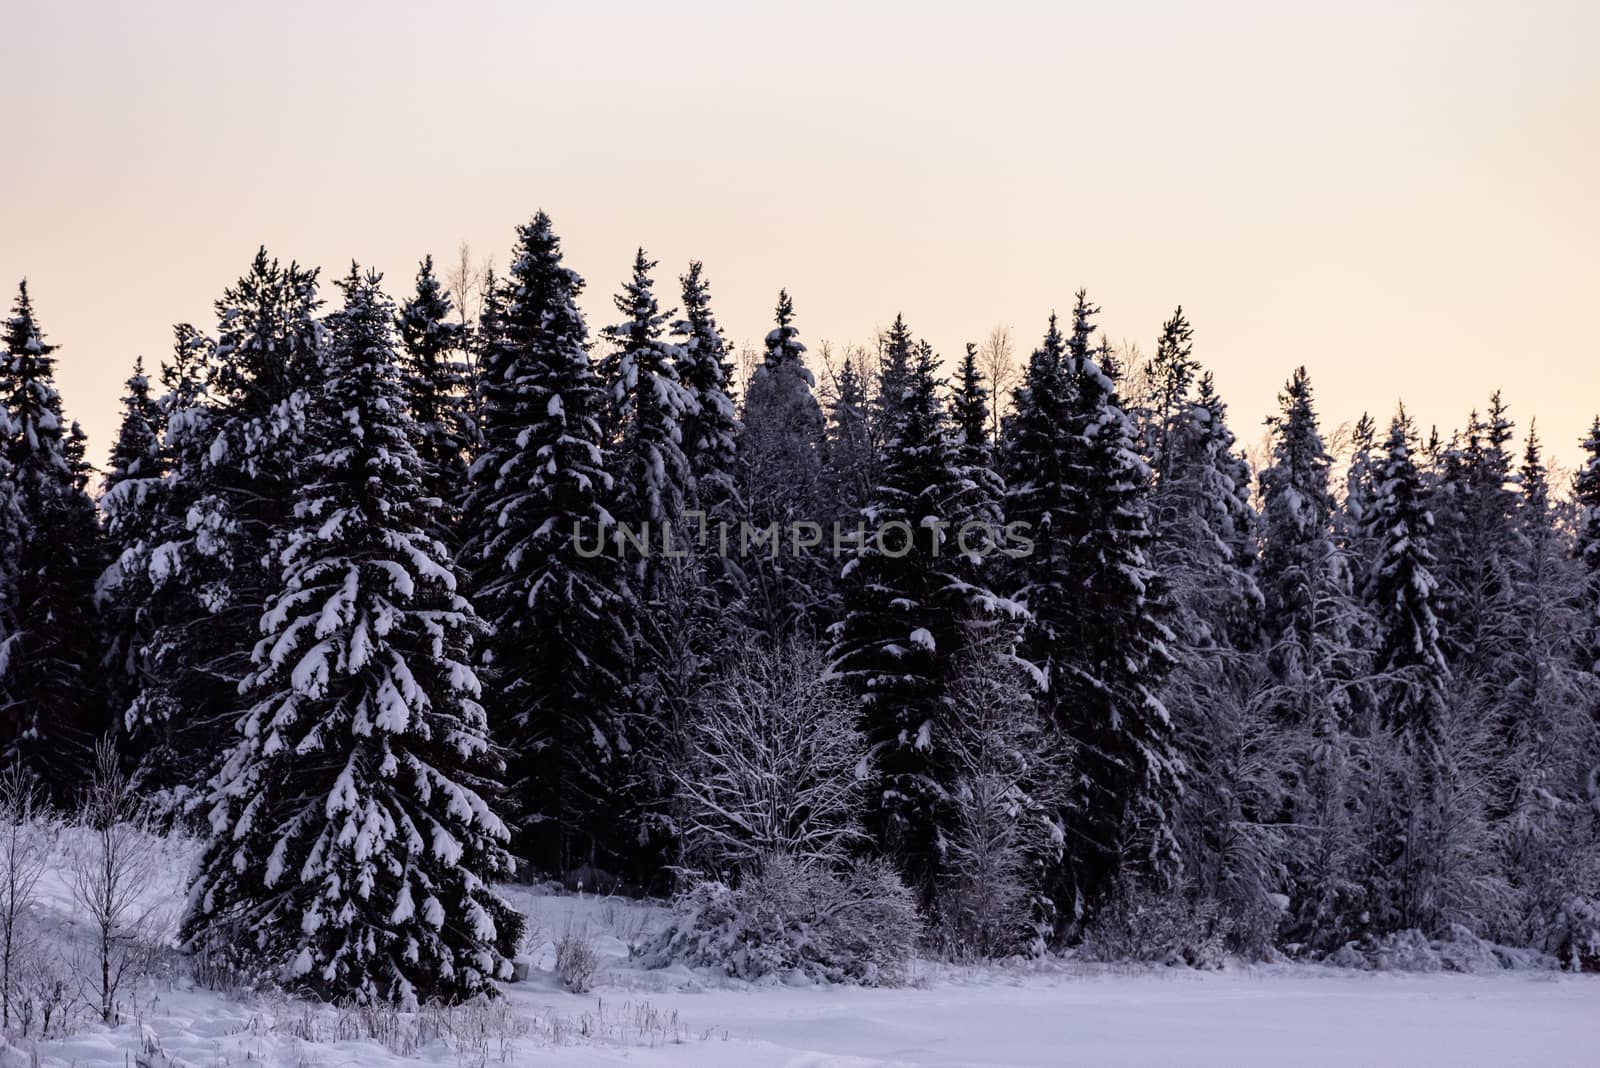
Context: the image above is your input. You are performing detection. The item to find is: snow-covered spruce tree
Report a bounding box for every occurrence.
[829,326,1023,897]
[1140,306,1197,486]
[671,261,740,520]
[0,411,20,744]
[1366,407,1448,745]
[137,251,327,799]
[1048,291,1181,929]
[1256,367,1372,951]
[822,354,875,529]
[107,326,216,795]
[1362,407,1484,935]
[396,254,472,528]
[1002,314,1073,685]
[0,281,105,787]
[1575,417,1600,677]
[1433,395,1519,674]
[1142,345,1280,954]
[597,249,702,877]
[1336,413,1382,641]
[462,212,634,876]
[952,342,1006,532]
[599,250,695,585]
[97,357,169,739]
[1485,426,1600,961]
[1257,367,1357,724]
[738,290,828,638]
[666,258,745,632]
[183,267,523,1006]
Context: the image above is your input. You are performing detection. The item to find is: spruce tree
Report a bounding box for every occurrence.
[98,357,168,736]
[829,328,1021,894]
[183,267,522,1006]
[1139,333,1275,944]
[822,355,874,527]
[396,255,472,525]
[139,251,327,798]
[951,342,1005,532]
[0,281,104,787]
[671,261,740,515]
[1046,291,1181,924]
[1256,367,1363,728]
[1574,417,1600,673]
[1141,307,1197,485]
[111,325,216,793]
[462,212,634,875]
[1434,395,1519,672]
[1366,407,1447,744]
[1002,313,1073,685]
[1491,426,1598,946]
[599,249,695,582]
[1257,367,1373,949]
[738,290,827,638]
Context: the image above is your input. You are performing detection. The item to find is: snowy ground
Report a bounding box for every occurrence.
[7,835,1599,1067]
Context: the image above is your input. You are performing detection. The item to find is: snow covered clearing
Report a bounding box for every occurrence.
[6,837,1597,1067]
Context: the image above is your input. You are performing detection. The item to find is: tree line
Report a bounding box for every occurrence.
[0,210,1596,1004]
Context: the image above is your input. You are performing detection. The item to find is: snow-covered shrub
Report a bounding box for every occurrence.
[640,853,920,986]
[11,951,76,1039]
[1547,894,1600,972]
[555,922,600,993]
[1434,923,1503,973]
[1079,880,1227,969]
[1373,929,1442,972]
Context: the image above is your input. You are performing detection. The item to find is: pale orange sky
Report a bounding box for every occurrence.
[4,1,1598,470]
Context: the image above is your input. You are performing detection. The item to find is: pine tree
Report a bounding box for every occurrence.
[462,212,634,875]
[183,267,522,1006]
[97,357,168,736]
[396,255,472,525]
[829,328,1023,894]
[738,290,827,638]
[0,281,104,787]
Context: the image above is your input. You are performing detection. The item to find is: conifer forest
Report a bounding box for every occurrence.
[1,205,1597,1035]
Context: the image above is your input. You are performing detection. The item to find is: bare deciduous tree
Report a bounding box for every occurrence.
[0,763,49,1030]
[938,648,1062,958]
[977,325,1017,443]
[70,740,161,1024]
[673,642,866,874]
[444,240,495,327]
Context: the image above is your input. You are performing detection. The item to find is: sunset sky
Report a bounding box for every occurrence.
[4,0,1597,470]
